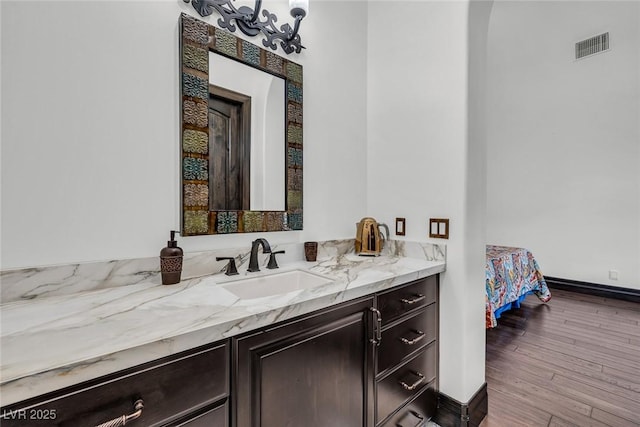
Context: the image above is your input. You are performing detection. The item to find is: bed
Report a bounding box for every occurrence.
[486,245,551,328]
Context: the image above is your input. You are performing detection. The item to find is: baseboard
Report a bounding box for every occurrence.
[434,383,487,427]
[546,276,640,304]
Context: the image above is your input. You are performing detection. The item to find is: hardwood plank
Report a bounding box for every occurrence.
[486,340,518,353]
[502,323,577,346]
[549,291,640,313]
[486,367,593,417]
[546,304,640,326]
[551,374,640,423]
[591,408,640,427]
[559,366,640,401]
[602,365,640,388]
[549,416,578,427]
[523,318,633,345]
[485,353,555,380]
[565,319,640,340]
[599,298,640,312]
[514,341,604,373]
[488,323,575,349]
[479,410,534,427]
[516,334,640,375]
[539,294,640,320]
[596,305,640,321]
[484,386,552,426]
[547,414,613,427]
[489,343,604,384]
[503,310,634,345]
[549,416,580,427]
[573,337,640,363]
[597,315,639,328]
[489,343,640,399]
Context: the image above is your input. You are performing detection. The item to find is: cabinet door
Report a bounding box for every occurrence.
[234,297,375,427]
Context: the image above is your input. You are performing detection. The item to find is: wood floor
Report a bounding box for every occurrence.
[480,289,640,427]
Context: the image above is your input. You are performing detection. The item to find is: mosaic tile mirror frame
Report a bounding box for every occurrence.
[180,13,303,235]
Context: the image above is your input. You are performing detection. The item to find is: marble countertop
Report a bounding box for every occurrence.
[0,253,445,406]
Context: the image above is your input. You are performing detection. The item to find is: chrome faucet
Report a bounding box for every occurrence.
[248,238,272,272]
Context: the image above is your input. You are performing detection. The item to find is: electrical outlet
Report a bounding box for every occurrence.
[609,270,619,280]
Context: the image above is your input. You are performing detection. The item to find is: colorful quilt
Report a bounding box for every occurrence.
[486,245,551,328]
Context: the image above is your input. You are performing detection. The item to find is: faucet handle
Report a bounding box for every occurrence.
[267,250,285,269]
[216,257,239,276]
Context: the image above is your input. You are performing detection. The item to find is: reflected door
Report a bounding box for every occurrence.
[208,87,251,211]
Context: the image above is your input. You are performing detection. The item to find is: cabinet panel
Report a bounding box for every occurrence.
[378,276,437,326]
[378,304,437,375]
[1,341,229,427]
[234,297,375,427]
[376,343,437,423]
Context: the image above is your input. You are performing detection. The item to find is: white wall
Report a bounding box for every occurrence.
[0,0,369,269]
[367,0,487,404]
[298,1,369,242]
[486,1,640,289]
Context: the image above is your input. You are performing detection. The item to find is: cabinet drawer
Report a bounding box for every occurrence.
[378,276,437,326]
[172,400,228,427]
[379,383,437,427]
[1,341,229,427]
[378,304,436,374]
[376,343,436,423]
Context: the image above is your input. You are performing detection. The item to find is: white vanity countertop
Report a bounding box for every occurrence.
[0,254,445,406]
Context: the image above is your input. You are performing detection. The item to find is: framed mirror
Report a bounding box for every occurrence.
[179,13,303,235]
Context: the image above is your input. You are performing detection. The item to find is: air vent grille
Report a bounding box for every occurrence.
[575,32,609,59]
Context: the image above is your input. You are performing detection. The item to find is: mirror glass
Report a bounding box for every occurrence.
[180,13,303,235]
[209,53,285,211]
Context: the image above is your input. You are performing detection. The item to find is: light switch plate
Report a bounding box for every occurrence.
[395,218,406,236]
[429,218,449,239]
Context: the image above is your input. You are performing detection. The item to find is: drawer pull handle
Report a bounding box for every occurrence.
[95,399,144,427]
[400,294,425,305]
[399,371,425,391]
[400,330,425,345]
[370,307,382,346]
[396,410,425,427]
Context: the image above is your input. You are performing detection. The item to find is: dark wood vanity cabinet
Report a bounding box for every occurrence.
[233,297,376,427]
[232,274,439,427]
[0,341,230,427]
[375,275,439,426]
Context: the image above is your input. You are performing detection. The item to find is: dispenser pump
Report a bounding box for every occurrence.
[160,230,183,285]
[167,230,178,248]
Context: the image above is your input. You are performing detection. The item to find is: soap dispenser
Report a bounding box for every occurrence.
[160,230,183,285]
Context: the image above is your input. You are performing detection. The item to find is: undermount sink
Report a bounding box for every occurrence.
[221,270,333,299]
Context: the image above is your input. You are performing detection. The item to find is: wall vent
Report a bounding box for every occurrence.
[575,32,610,59]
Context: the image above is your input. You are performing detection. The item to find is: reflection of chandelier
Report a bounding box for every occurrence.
[183,0,308,54]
